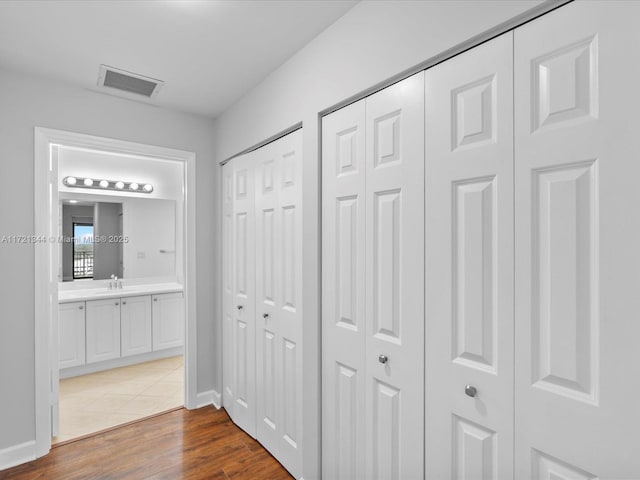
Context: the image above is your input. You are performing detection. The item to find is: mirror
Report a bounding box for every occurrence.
[60,196,176,282]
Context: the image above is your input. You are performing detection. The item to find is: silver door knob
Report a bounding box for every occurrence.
[378,354,388,364]
[263,313,269,318]
[237,305,243,310]
[465,385,477,397]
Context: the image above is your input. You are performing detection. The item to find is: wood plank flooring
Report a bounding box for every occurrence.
[1,406,294,480]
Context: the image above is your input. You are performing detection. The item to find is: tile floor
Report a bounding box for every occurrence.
[53,355,184,444]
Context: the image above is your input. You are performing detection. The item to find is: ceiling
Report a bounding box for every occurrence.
[0,0,357,118]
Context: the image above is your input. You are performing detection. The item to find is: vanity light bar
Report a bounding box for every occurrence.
[63,176,153,194]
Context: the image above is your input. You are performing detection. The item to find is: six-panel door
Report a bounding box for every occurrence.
[322,72,425,480]
[425,32,514,479]
[514,2,640,477]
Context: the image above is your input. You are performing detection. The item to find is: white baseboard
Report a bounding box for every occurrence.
[0,440,36,471]
[196,389,222,409]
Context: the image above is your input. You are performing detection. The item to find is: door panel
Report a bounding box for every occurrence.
[222,161,235,414]
[272,130,303,478]
[515,2,640,477]
[322,99,366,480]
[58,301,86,369]
[231,153,257,437]
[425,32,513,479]
[255,140,280,456]
[364,72,424,480]
[121,295,151,357]
[86,299,121,363]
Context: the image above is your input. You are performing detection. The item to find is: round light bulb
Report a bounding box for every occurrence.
[143,184,153,193]
[65,176,77,186]
[129,182,139,191]
[83,178,94,186]
[99,180,109,188]
[115,181,125,189]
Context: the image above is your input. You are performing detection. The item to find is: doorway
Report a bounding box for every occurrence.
[34,128,197,458]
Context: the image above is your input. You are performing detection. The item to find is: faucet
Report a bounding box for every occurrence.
[109,274,118,290]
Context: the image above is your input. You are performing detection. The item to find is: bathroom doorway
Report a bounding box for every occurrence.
[34,128,197,454]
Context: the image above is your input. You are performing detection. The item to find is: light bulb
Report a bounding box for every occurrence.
[83,178,94,186]
[129,182,139,191]
[99,180,109,188]
[143,184,153,193]
[65,176,77,186]
[115,181,125,189]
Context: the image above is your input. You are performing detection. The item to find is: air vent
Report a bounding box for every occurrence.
[97,65,163,98]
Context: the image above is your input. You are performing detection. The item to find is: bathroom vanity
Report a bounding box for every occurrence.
[58,283,184,378]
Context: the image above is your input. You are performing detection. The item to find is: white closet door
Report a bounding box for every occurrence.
[255,140,281,456]
[425,33,514,479]
[322,99,367,480]
[231,151,257,437]
[515,2,640,477]
[364,72,425,480]
[222,161,235,416]
[274,130,304,477]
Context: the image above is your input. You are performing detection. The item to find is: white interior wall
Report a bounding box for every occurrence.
[0,66,218,454]
[212,2,545,479]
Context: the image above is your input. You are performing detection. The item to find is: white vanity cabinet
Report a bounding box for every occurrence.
[152,292,184,351]
[86,298,121,363]
[58,301,86,369]
[121,295,152,357]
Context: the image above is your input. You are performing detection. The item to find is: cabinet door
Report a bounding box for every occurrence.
[86,298,121,363]
[425,32,514,479]
[121,295,152,357]
[515,2,640,477]
[152,292,184,350]
[364,72,425,480]
[59,301,86,369]
[322,99,366,480]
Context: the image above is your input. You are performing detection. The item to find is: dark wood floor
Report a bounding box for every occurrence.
[1,406,294,480]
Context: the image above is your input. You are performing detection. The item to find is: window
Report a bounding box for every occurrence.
[73,223,94,279]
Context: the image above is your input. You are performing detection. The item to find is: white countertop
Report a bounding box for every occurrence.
[58,282,184,303]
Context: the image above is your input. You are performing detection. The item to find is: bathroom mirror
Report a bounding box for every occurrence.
[60,196,177,282]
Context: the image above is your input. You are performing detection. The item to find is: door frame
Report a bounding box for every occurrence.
[34,127,197,458]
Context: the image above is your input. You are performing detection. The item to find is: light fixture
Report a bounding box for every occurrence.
[68,200,78,204]
[62,176,153,194]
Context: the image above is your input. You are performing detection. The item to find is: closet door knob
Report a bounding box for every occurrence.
[115,302,119,306]
[78,305,84,310]
[465,385,477,398]
[263,313,269,319]
[237,305,243,310]
[122,301,127,305]
[378,354,388,364]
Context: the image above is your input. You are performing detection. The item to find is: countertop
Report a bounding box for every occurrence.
[58,282,184,304]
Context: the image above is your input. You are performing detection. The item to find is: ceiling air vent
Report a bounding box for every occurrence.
[97,65,163,98]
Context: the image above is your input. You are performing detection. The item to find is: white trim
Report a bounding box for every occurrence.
[34,127,197,461]
[0,441,36,471]
[196,389,222,409]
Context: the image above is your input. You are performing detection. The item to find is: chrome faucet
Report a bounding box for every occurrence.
[109,274,118,290]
